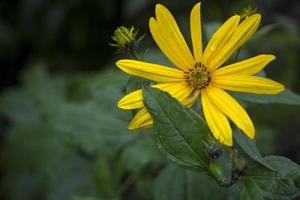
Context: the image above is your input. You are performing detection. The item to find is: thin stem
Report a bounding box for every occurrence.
[115,172,139,196]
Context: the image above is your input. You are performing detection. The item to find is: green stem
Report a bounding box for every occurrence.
[208,148,246,187]
[115,172,139,196]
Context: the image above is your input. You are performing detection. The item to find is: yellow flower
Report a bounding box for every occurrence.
[116,3,284,146]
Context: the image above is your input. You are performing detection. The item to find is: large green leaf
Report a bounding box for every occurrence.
[240,179,264,200]
[49,100,136,157]
[234,130,274,170]
[0,67,136,200]
[143,86,211,170]
[0,66,66,127]
[246,156,300,196]
[232,89,300,106]
[48,70,138,157]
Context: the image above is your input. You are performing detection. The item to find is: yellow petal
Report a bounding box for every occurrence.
[182,90,200,107]
[190,2,203,62]
[212,75,285,94]
[149,4,194,71]
[203,15,240,71]
[118,90,143,110]
[118,82,193,110]
[116,59,184,82]
[205,86,255,139]
[201,90,233,146]
[209,14,261,71]
[128,108,153,130]
[158,82,194,101]
[213,54,276,77]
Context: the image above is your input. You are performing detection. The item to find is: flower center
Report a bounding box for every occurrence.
[184,62,211,90]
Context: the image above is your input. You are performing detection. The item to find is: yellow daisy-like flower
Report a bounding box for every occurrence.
[116,3,284,146]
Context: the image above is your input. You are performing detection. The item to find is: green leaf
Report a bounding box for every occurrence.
[49,70,138,157]
[262,192,292,200]
[50,101,136,157]
[155,138,202,171]
[0,89,40,127]
[234,130,274,171]
[142,86,211,170]
[232,89,300,106]
[240,179,264,200]
[92,155,114,197]
[246,156,300,196]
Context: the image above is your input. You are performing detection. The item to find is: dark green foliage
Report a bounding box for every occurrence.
[0,67,161,200]
[143,86,211,170]
[234,130,274,170]
[240,179,264,200]
[142,86,300,198]
[246,156,300,197]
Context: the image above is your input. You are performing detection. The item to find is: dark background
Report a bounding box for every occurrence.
[0,0,299,199]
[1,0,299,89]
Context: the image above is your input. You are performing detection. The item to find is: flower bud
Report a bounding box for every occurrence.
[112,26,136,49]
[240,6,257,21]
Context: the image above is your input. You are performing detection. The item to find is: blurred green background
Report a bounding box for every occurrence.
[0,0,299,199]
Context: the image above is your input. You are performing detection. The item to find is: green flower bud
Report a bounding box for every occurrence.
[112,26,136,49]
[240,6,257,21]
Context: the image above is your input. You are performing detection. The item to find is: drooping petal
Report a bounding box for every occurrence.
[118,90,143,110]
[118,82,193,110]
[213,54,276,77]
[209,14,261,71]
[190,2,202,62]
[128,108,152,130]
[149,4,195,71]
[203,15,240,70]
[116,59,184,82]
[201,90,233,146]
[205,86,255,139]
[212,75,284,94]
